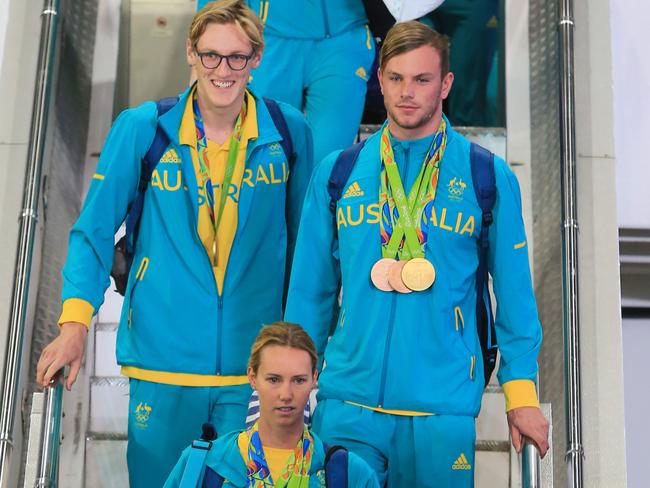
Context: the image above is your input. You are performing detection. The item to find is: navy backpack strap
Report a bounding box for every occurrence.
[179,423,218,488]
[263,97,295,167]
[179,439,212,488]
[203,467,226,488]
[124,96,178,252]
[469,142,498,386]
[327,140,366,216]
[323,443,348,488]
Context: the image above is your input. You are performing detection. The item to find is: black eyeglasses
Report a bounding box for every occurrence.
[194,48,255,71]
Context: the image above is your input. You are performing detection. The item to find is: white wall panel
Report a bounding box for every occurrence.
[622,317,650,488]
[611,0,650,229]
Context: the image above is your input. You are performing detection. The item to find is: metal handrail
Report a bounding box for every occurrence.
[558,0,585,486]
[522,441,541,487]
[0,0,61,485]
[35,379,63,488]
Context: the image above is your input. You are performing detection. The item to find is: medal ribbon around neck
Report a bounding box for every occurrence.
[379,119,447,260]
[192,89,246,266]
[246,421,314,488]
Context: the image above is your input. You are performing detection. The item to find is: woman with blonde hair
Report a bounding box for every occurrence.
[165,322,378,487]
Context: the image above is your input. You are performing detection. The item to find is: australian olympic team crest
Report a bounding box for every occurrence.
[447,176,467,202]
[315,469,326,486]
[134,402,152,429]
[268,142,283,156]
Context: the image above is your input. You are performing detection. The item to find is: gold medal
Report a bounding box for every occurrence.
[371,258,396,292]
[401,258,435,291]
[388,260,411,294]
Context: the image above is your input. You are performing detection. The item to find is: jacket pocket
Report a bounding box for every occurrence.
[127,257,149,327]
[454,306,477,381]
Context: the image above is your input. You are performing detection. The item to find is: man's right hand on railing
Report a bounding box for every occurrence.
[36,322,87,390]
[507,406,550,458]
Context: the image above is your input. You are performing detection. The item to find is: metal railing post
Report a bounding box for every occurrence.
[522,441,541,488]
[35,380,63,488]
[0,1,61,485]
[558,0,585,485]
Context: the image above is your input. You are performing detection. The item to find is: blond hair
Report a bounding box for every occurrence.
[190,0,264,52]
[248,322,317,374]
[379,21,450,77]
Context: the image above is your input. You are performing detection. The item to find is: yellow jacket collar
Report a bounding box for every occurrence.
[179,87,258,147]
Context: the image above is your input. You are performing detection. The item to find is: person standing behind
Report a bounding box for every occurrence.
[425,0,498,126]
[35,2,314,487]
[198,0,376,165]
[164,322,379,487]
[285,21,549,487]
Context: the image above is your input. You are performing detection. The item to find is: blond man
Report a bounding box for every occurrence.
[36,1,313,485]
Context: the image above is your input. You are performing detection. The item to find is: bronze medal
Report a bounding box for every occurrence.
[401,257,435,291]
[388,260,411,294]
[371,258,396,292]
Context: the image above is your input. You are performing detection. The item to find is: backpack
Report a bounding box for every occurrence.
[110,97,295,296]
[178,423,349,488]
[327,140,498,387]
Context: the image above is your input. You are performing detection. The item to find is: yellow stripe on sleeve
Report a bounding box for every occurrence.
[92,173,105,180]
[502,379,540,411]
[514,241,527,250]
[58,298,95,328]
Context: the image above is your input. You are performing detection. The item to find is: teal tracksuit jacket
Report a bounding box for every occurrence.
[197,0,367,39]
[61,86,314,380]
[164,430,379,487]
[284,122,542,416]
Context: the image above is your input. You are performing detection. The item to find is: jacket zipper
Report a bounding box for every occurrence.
[377,144,410,407]
[216,294,223,374]
[210,143,266,375]
[320,0,331,37]
[403,145,410,190]
[377,294,397,408]
[190,139,274,376]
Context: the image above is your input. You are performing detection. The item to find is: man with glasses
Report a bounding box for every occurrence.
[35,1,314,486]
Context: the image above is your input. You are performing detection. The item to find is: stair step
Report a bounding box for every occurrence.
[476,387,509,443]
[94,323,120,376]
[85,439,128,488]
[89,376,128,436]
[475,451,510,488]
[90,376,128,387]
[87,432,128,441]
[476,440,511,452]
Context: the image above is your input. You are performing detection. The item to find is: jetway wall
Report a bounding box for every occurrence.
[528,0,627,486]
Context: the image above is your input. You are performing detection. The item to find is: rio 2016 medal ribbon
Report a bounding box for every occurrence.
[371,258,396,291]
[401,257,435,291]
[377,121,447,292]
[387,260,411,294]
